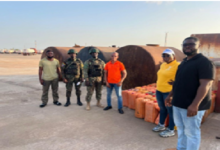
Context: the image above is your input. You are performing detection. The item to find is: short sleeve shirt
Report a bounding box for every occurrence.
[156,60,180,93]
[104,61,125,84]
[172,54,215,110]
[39,57,59,81]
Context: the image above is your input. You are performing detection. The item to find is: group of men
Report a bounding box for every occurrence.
[39,37,216,150]
[38,48,127,114]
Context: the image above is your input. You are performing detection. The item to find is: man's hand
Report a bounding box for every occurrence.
[80,78,84,82]
[187,104,199,117]
[165,96,172,107]
[40,79,44,85]
[168,80,174,85]
[85,81,91,86]
[117,81,122,87]
[63,78,68,83]
[106,82,110,88]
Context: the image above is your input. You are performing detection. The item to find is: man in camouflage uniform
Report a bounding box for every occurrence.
[61,49,84,107]
[83,48,106,110]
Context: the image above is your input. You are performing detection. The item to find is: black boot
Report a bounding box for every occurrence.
[77,96,83,106]
[39,104,46,108]
[64,97,71,107]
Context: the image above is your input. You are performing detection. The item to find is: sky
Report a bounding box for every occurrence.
[0,1,220,50]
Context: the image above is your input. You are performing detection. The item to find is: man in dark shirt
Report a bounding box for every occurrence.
[165,37,215,150]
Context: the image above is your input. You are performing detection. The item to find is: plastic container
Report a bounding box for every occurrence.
[135,98,150,119]
[122,90,128,107]
[126,90,134,107]
[144,101,159,123]
[135,97,145,118]
[151,95,157,101]
[128,92,138,110]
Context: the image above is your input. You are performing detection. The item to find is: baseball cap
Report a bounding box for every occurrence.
[162,49,175,56]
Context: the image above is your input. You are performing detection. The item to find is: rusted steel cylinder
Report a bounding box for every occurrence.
[209,59,220,91]
[41,46,84,65]
[191,34,220,58]
[116,45,185,90]
[77,46,118,63]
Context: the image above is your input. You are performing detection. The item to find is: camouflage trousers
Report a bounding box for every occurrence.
[66,78,81,98]
[41,78,59,105]
[86,80,103,102]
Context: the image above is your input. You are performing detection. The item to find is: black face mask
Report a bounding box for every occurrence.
[47,56,54,59]
[183,48,197,56]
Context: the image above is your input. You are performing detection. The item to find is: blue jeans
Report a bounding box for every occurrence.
[107,84,123,109]
[156,90,175,130]
[173,106,205,150]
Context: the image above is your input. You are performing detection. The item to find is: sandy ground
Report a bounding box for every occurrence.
[0,54,220,150]
[0,54,41,75]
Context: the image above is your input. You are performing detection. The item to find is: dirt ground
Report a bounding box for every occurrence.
[0,54,220,150]
[0,54,41,75]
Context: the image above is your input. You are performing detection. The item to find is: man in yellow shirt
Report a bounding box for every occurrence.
[152,49,180,137]
[39,50,62,107]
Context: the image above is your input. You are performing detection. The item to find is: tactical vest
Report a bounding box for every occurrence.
[88,58,103,77]
[64,59,81,76]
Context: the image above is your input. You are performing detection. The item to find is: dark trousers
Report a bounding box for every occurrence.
[156,90,175,130]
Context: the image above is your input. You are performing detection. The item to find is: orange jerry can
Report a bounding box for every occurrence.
[144,101,159,123]
[135,97,145,118]
[142,99,150,118]
[128,92,138,110]
[151,95,157,101]
[154,103,169,126]
[137,93,146,98]
[135,98,150,119]
[122,90,128,107]
[125,90,133,107]
[145,94,153,100]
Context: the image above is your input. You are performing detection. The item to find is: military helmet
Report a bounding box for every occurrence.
[68,49,77,54]
[89,48,100,54]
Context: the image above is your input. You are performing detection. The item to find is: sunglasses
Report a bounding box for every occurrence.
[162,54,170,58]
[182,43,196,47]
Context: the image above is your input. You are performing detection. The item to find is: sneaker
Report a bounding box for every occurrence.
[152,124,166,132]
[103,106,112,111]
[159,128,175,138]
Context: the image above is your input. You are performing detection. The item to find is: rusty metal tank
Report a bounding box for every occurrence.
[41,46,84,65]
[77,46,118,63]
[191,34,220,58]
[116,45,185,90]
[209,58,220,91]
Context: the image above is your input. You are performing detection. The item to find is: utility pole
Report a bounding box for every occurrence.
[165,32,168,47]
[35,40,37,50]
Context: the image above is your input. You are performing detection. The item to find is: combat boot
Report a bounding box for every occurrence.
[97,100,104,108]
[77,96,83,106]
[64,97,71,107]
[86,102,91,110]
